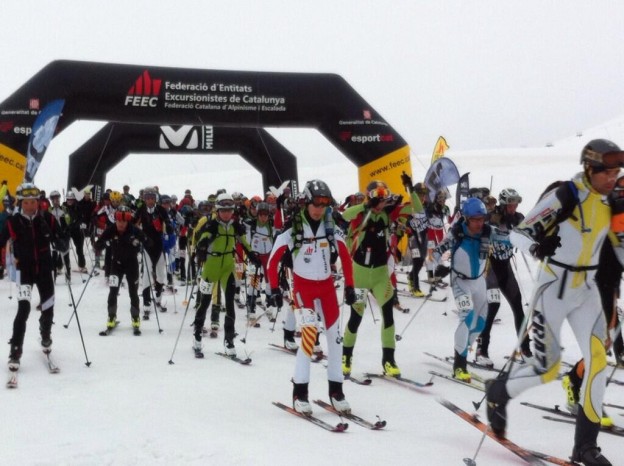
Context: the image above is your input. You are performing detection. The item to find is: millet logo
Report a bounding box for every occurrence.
[159,125,214,150]
[125,71,162,107]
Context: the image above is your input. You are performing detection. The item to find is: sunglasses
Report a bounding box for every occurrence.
[114,210,133,222]
[311,196,331,207]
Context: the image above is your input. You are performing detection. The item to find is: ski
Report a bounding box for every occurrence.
[521,402,624,437]
[268,342,297,355]
[363,372,433,390]
[428,370,485,392]
[313,399,386,430]
[272,401,348,432]
[99,321,120,336]
[396,289,447,302]
[603,402,624,411]
[215,352,252,365]
[6,370,18,389]
[247,311,266,328]
[437,398,554,465]
[345,374,372,386]
[423,352,486,383]
[423,278,449,288]
[44,351,60,374]
[607,377,623,386]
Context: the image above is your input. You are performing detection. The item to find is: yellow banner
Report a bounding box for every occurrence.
[0,143,26,196]
[430,136,449,165]
[357,145,412,198]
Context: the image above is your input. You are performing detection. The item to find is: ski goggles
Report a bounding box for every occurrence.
[587,150,624,170]
[20,187,41,199]
[143,192,157,200]
[217,200,236,210]
[369,186,390,199]
[310,196,332,207]
[114,210,133,222]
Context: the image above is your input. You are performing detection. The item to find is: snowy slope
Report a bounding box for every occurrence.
[2,145,624,466]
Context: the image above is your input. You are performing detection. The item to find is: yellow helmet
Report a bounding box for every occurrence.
[110,190,123,206]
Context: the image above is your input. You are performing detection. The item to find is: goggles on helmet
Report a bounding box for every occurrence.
[369,186,390,199]
[20,187,41,199]
[217,200,236,210]
[114,210,133,222]
[310,196,332,207]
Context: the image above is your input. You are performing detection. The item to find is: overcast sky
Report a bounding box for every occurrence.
[2,1,624,195]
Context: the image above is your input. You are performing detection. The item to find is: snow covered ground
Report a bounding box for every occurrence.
[3,139,624,465]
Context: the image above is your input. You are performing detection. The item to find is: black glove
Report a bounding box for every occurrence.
[196,246,207,264]
[400,171,412,192]
[530,235,561,260]
[344,286,356,306]
[269,288,283,308]
[434,265,450,278]
[247,251,262,267]
[368,197,382,208]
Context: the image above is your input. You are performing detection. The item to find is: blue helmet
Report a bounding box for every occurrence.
[462,197,486,218]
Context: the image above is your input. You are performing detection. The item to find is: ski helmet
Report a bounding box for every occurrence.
[110,191,123,206]
[159,194,172,205]
[366,180,390,200]
[49,190,61,199]
[143,187,158,200]
[581,139,624,169]
[462,197,487,218]
[16,182,40,201]
[498,188,522,205]
[66,191,76,200]
[101,192,111,201]
[303,179,333,206]
[215,193,235,210]
[256,202,270,215]
[413,182,428,196]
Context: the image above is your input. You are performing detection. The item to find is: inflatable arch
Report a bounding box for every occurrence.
[0,60,412,198]
[67,123,298,194]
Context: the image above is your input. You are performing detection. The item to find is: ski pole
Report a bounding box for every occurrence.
[367,292,379,324]
[168,279,196,364]
[510,255,529,307]
[395,294,431,341]
[66,278,92,367]
[182,246,192,306]
[163,250,177,313]
[142,248,163,334]
[63,266,98,328]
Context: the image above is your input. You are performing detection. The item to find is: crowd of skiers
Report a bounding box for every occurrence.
[2,138,624,465]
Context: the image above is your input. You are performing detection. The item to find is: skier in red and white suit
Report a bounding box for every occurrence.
[267,179,355,416]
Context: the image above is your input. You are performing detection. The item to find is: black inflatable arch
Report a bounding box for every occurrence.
[0,60,412,197]
[67,123,298,193]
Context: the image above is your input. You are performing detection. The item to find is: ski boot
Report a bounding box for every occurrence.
[193,336,204,359]
[292,382,312,415]
[485,377,510,438]
[131,317,141,336]
[342,346,354,376]
[475,347,494,368]
[453,351,471,381]
[382,348,401,377]
[142,305,151,321]
[411,289,426,298]
[284,329,298,351]
[209,322,219,338]
[329,380,351,414]
[8,345,22,371]
[572,410,612,465]
[224,337,236,357]
[106,315,117,330]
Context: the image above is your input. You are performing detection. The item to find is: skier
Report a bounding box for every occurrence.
[1,183,65,369]
[266,179,356,415]
[63,191,88,273]
[134,187,173,319]
[340,178,422,377]
[192,193,260,357]
[95,206,151,334]
[476,188,532,367]
[432,197,500,381]
[245,201,277,322]
[48,190,71,282]
[486,139,624,466]
[406,182,430,297]
[425,189,452,286]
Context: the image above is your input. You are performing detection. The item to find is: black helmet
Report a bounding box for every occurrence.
[303,179,332,204]
[413,182,428,195]
[581,139,624,169]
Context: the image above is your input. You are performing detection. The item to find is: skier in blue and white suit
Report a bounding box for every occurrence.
[432,197,502,382]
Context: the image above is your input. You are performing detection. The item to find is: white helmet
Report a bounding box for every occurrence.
[215,193,235,210]
[16,182,41,201]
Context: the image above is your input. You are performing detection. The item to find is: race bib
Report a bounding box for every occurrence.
[411,248,421,259]
[455,294,474,312]
[17,284,32,302]
[487,288,501,304]
[296,307,318,328]
[199,279,214,294]
[109,275,120,287]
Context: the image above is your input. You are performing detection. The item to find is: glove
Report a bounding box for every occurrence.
[269,288,283,308]
[368,197,382,208]
[131,237,141,248]
[434,265,450,278]
[344,286,356,306]
[400,171,412,192]
[196,246,207,264]
[80,223,87,230]
[529,235,561,260]
[247,251,262,267]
